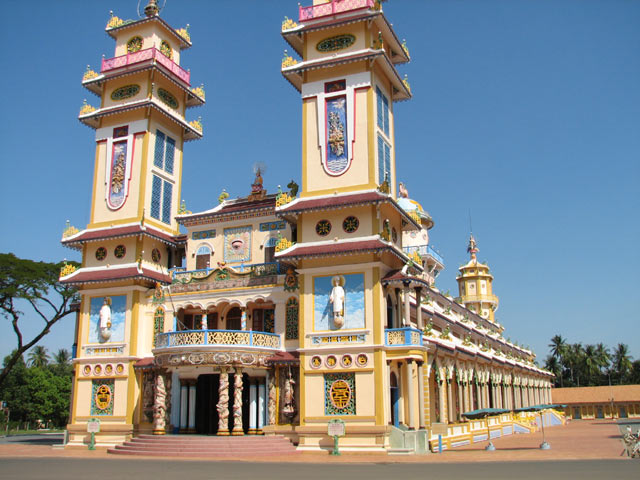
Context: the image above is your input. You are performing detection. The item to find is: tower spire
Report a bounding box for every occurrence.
[467,233,478,261]
[144,0,159,17]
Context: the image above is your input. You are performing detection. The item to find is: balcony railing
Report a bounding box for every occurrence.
[170,262,282,283]
[385,327,423,347]
[299,0,376,21]
[101,47,190,85]
[155,329,281,350]
[403,244,444,265]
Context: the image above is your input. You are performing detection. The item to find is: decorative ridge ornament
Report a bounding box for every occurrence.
[79,99,96,116]
[59,262,77,279]
[63,220,79,238]
[190,84,205,100]
[83,65,99,82]
[402,74,411,93]
[282,16,298,31]
[189,117,203,133]
[282,50,298,69]
[177,199,191,215]
[176,24,190,42]
[275,234,293,253]
[401,39,410,59]
[106,11,124,29]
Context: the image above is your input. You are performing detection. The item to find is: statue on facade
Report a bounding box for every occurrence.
[142,371,155,423]
[217,371,230,434]
[164,374,172,429]
[398,182,409,198]
[329,276,345,328]
[152,372,166,434]
[233,370,244,433]
[268,374,277,425]
[282,369,296,418]
[98,297,112,342]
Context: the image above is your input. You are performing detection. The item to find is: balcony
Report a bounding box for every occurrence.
[155,329,281,350]
[170,262,282,283]
[385,327,423,347]
[403,244,444,266]
[168,262,284,294]
[299,0,377,21]
[100,47,190,85]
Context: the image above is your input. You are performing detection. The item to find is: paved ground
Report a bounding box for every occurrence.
[0,419,637,479]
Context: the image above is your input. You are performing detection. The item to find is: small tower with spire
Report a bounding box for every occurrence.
[456,234,500,322]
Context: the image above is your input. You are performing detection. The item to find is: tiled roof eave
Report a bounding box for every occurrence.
[106,16,192,50]
[61,224,180,248]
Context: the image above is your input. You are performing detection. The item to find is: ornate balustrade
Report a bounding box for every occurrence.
[100,47,190,85]
[299,0,376,21]
[385,327,423,347]
[155,329,281,350]
[403,244,444,265]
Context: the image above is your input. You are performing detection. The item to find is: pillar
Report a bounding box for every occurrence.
[456,380,463,421]
[415,288,423,330]
[232,368,244,435]
[249,381,257,434]
[217,370,230,435]
[403,284,411,327]
[439,380,448,424]
[258,380,266,431]
[395,288,402,328]
[267,370,276,426]
[179,380,189,432]
[188,381,196,433]
[447,379,454,423]
[405,361,416,429]
[417,362,426,429]
[152,372,166,435]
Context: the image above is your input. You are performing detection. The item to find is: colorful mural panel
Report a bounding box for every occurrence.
[89,295,126,344]
[108,139,129,209]
[91,378,114,416]
[324,372,356,416]
[314,273,364,331]
[224,226,252,263]
[325,96,349,175]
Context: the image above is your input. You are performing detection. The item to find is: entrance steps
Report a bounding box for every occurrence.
[108,434,299,457]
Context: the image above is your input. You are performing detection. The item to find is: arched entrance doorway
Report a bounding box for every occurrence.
[194,372,250,435]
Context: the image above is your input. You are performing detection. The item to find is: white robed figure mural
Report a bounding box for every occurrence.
[329,275,345,328]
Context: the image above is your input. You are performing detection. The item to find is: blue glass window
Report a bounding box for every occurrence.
[154,130,176,174]
[377,134,391,184]
[151,174,173,225]
[376,87,390,137]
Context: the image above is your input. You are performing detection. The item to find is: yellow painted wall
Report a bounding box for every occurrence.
[305,24,367,62]
[113,23,182,65]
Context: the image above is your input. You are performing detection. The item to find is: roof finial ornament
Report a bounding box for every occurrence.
[467,234,478,261]
[143,0,161,17]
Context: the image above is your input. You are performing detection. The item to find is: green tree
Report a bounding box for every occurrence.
[548,335,567,386]
[27,346,50,368]
[544,355,562,387]
[50,348,73,377]
[612,343,633,384]
[0,253,79,387]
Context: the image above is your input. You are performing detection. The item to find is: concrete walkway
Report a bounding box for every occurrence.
[0,420,632,463]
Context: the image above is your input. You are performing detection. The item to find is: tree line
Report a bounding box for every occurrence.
[545,335,640,388]
[0,347,72,429]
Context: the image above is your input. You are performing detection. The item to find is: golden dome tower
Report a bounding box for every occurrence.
[456,234,499,322]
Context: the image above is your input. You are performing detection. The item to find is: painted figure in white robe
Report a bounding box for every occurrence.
[329,276,345,328]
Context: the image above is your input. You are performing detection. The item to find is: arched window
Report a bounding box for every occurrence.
[195,245,211,270]
[264,236,278,263]
[285,297,299,340]
[153,308,164,347]
[226,306,242,330]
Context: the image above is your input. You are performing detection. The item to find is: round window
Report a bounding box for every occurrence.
[127,36,143,53]
[95,247,107,261]
[114,245,126,258]
[342,216,359,233]
[315,220,332,236]
[160,40,172,59]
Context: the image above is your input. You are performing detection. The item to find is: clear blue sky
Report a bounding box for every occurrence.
[1,0,638,363]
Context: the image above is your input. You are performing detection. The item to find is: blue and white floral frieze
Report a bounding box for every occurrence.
[314,273,365,331]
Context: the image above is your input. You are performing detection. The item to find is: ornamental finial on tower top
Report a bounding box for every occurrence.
[467,234,478,261]
[144,0,159,17]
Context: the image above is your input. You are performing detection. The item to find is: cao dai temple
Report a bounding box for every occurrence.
[60,0,556,453]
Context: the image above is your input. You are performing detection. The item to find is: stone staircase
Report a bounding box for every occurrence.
[108,434,299,457]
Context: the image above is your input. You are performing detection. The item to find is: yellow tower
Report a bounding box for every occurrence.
[60,1,203,446]
[456,235,500,323]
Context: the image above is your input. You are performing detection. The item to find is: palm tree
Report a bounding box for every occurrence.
[583,345,600,385]
[53,348,71,366]
[27,345,49,368]
[612,343,633,384]
[548,335,567,386]
[544,355,562,387]
[595,343,611,381]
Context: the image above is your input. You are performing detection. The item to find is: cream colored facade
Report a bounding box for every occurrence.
[61,1,554,453]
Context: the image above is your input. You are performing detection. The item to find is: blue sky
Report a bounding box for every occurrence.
[1,0,638,363]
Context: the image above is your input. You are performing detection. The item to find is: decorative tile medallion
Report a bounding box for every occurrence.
[356,353,368,367]
[324,372,356,416]
[127,36,143,53]
[114,244,126,258]
[83,365,92,376]
[104,364,114,375]
[95,247,107,261]
[157,88,178,109]
[94,365,102,375]
[91,379,114,416]
[310,355,322,369]
[325,355,337,368]
[115,364,125,374]
[263,309,275,334]
[316,34,355,52]
[340,354,353,368]
[151,248,161,263]
[111,84,140,101]
[342,216,359,233]
[315,220,332,236]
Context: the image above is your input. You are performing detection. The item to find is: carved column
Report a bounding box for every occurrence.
[415,287,423,330]
[153,371,166,435]
[249,381,257,434]
[187,380,196,433]
[446,378,453,424]
[267,369,277,425]
[403,283,411,326]
[232,368,244,435]
[164,373,172,431]
[417,361,426,429]
[179,380,189,432]
[405,360,415,429]
[258,380,266,431]
[456,379,463,421]
[217,369,230,435]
